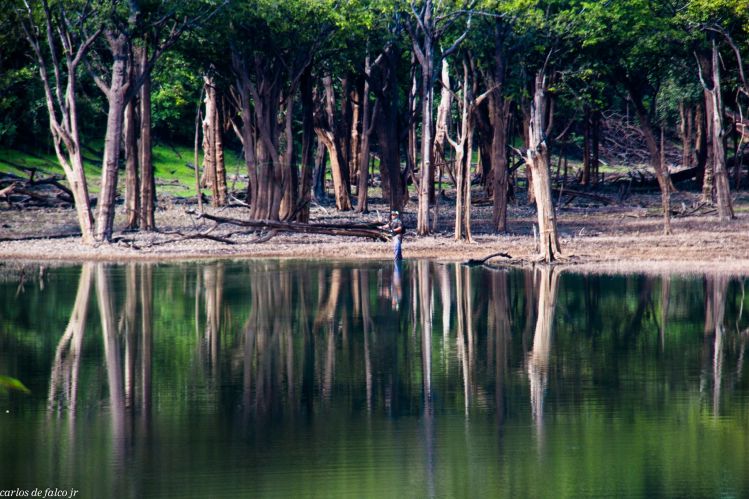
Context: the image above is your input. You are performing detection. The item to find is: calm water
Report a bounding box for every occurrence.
[1,261,748,498]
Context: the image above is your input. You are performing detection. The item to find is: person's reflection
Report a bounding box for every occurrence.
[391,260,403,310]
[527,267,559,448]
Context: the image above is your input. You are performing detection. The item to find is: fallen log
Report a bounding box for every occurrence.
[553,188,614,205]
[191,211,391,241]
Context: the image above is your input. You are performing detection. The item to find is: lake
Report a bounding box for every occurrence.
[1,261,748,498]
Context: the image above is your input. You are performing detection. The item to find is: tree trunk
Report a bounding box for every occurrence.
[525,71,561,261]
[214,93,227,207]
[698,42,734,220]
[139,45,155,229]
[708,39,734,221]
[297,67,315,222]
[230,49,257,207]
[356,55,376,214]
[372,46,405,210]
[582,106,591,185]
[124,97,140,230]
[202,75,218,204]
[627,82,672,235]
[313,138,326,201]
[417,50,433,235]
[315,74,352,211]
[695,103,708,186]
[95,32,129,242]
[280,95,297,220]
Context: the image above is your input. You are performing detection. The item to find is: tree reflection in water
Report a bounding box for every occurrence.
[32,261,749,497]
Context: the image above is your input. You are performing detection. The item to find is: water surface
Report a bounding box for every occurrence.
[1,261,748,498]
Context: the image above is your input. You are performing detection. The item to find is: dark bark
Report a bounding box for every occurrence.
[297,67,315,222]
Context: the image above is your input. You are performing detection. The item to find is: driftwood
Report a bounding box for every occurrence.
[1,171,75,207]
[464,251,512,266]
[554,188,614,206]
[191,211,391,241]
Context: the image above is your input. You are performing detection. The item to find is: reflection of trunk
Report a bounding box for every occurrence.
[660,276,671,351]
[490,270,511,421]
[123,265,138,408]
[528,268,559,439]
[203,264,224,380]
[48,264,93,414]
[96,264,126,467]
[140,265,153,418]
[455,265,474,414]
[359,269,373,413]
[710,275,729,415]
[417,261,433,402]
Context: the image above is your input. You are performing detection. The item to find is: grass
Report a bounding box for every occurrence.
[0,142,248,198]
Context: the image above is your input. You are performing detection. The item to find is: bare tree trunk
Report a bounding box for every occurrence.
[297,67,315,222]
[21,0,97,244]
[214,94,227,206]
[124,97,140,230]
[95,32,130,242]
[697,43,734,220]
[525,71,561,261]
[709,40,734,221]
[315,75,352,211]
[139,44,156,229]
[627,82,672,235]
[583,106,591,185]
[356,55,377,213]
[417,46,434,235]
[280,95,297,220]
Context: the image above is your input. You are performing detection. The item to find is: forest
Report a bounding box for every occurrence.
[1,0,749,263]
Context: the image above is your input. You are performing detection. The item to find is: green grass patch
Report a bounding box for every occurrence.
[0,143,248,199]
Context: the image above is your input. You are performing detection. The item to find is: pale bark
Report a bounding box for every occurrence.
[314,74,352,211]
[525,71,561,261]
[124,97,140,230]
[20,0,97,244]
[355,55,378,213]
[527,267,559,440]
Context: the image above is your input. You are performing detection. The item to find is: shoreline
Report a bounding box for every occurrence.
[2,193,749,275]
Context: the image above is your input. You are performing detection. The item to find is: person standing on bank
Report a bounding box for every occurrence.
[389,210,404,261]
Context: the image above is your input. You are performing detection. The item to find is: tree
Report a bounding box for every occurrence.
[18,0,101,244]
[405,0,473,235]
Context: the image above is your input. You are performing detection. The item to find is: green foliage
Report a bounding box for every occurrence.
[0,375,30,394]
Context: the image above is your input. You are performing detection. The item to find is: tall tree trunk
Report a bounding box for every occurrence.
[214,93,227,206]
[202,75,218,204]
[417,44,434,235]
[356,55,377,214]
[695,103,708,186]
[372,46,405,210]
[627,82,672,235]
[230,49,257,207]
[525,71,561,261]
[313,138,326,201]
[138,44,155,229]
[314,75,352,211]
[124,96,140,230]
[582,106,591,185]
[297,67,315,222]
[95,32,129,242]
[280,95,297,220]
[708,40,734,221]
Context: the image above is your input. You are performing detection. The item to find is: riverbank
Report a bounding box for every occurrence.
[2,191,749,274]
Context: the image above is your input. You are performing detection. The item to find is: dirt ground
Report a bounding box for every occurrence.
[2,188,749,275]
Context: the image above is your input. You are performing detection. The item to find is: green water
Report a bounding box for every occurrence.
[1,261,748,498]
